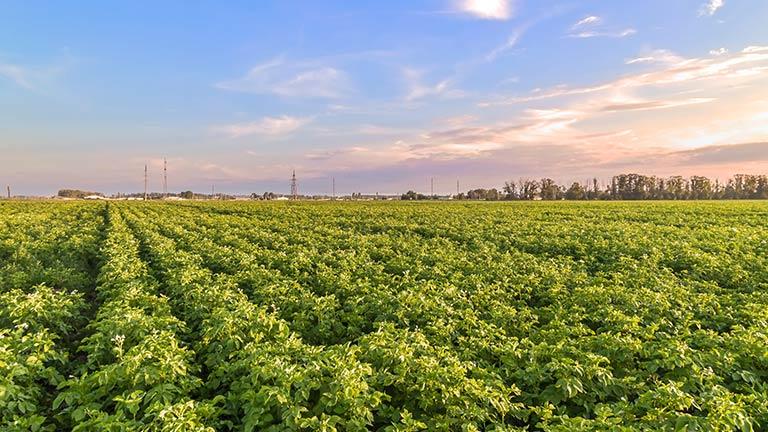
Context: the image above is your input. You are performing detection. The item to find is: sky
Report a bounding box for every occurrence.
[2,0,768,196]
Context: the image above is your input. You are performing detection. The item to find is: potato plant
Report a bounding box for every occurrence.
[0,200,766,430]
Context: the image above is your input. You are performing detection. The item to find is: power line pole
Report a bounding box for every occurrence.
[332,176,336,200]
[456,179,459,196]
[290,170,298,200]
[6,185,10,199]
[163,158,168,198]
[211,184,215,199]
[430,177,434,197]
[144,165,148,200]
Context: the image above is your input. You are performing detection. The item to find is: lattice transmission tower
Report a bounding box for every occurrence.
[290,170,298,200]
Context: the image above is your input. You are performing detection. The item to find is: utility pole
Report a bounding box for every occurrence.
[456,179,460,197]
[211,184,215,199]
[163,158,168,198]
[144,165,148,200]
[290,170,298,200]
[6,185,10,199]
[332,177,336,200]
[430,177,434,197]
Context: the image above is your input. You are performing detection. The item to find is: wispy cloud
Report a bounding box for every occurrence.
[402,68,465,101]
[572,15,601,29]
[570,28,636,39]
[567,15,635,39]
[212,116,312,138]
[699,0,725,17]
[216,58,350,99]
[484,7,569,62]
[0,55,73,91]
[482,46,768,106]
[626,49,684,65]
[485,25,528,61]
[0,63,33,88]
[710,47,729,56]
[456,0,514,20]
[670,141,768,165]
[598,97,716,112]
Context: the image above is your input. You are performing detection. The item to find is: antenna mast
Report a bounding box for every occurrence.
[163,158,168,198]
[144,165,148,200]
[290,170,298,200]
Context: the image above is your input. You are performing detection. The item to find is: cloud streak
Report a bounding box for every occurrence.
[482,46,768,106]
[670,141,768,165]
[572,15,601,29]
[0,63,33,88]
[567,15,635,39]
[213,116,312,138]
[216,58,350,99]
[570,28,636,39]
[402,68,464,101]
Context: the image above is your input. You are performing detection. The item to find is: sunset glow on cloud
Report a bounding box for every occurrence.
[1,0,767,195]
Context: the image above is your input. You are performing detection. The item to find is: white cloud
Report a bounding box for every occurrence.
[571,28,637,39]
[568,15,635,39]
[481,45,768,107]
[597,97,716,113]
[456,0,513,20]
[216,58,350,99]
[0,63,33,88]
[626,49,684,65]
[403,68,464,101]
[213,116,312,138]
[710,47,729,56]
[499,76,520,85]
[572,15,602,29]
[700,0,724,17]
[485,26,527,61]
[0,58,71,90]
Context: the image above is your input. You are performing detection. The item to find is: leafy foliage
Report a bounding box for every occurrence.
[1,200,767,430]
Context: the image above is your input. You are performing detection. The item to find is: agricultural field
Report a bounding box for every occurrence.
[1,200,767,431]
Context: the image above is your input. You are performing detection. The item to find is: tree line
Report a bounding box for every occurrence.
[402,174,768,201]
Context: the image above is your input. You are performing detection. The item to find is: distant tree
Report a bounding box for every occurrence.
[466,189,485,200]
[565,182,587,200]
[402,173,768,202]
[486,188,501,201]
[665,176,687,200]
[401,190,428,200]
[463,188,501,200]
[540,178,563,200]
[58,189,102,198]
[689,176,714,199]
[518,179,539,200]
[503,181,519,200]
[179,190,194,199]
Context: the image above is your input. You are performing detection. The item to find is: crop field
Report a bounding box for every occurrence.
[1,200,767,431]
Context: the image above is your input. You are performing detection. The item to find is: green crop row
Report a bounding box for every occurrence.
[0,200,766,431]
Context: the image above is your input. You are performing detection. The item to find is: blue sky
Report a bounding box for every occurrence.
[2,0,768,195]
